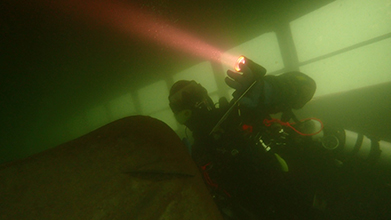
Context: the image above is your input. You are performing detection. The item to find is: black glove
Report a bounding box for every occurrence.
[225,62,256,98]
[224,57,267,108]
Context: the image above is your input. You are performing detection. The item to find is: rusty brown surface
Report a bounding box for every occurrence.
[0,116,222,220]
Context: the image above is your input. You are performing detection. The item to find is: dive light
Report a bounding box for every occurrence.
[210,56,267,135]
[234,56,246,71]
[234,55,267,79]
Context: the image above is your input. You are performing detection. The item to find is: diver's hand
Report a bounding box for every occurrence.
[225,62,261,108]
[225,57,267,108]
[225,63,255,98]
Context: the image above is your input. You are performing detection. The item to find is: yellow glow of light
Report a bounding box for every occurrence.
[234,56,246,71]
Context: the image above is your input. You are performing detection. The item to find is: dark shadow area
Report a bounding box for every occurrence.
[0,116,222,219]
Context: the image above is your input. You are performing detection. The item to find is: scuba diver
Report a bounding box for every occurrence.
[169,57,391,219]
[168,57,318,219]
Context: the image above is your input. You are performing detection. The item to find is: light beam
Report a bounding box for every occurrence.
[46,0,240,68]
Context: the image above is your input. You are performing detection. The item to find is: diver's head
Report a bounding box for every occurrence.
[168,80,215,125]
[262,71,316,114]
[277,71,316,109]
[269,71,316,112]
